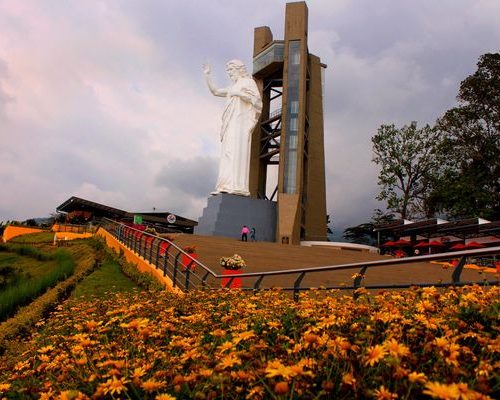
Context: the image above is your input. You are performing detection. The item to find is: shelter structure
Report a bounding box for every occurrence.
[56,196,197,234]
[250,1,327,244]
[374,217,500,249]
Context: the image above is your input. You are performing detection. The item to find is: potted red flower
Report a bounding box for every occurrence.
[220,254,245,288]
[159,235,175,257]
[181,245,198,271]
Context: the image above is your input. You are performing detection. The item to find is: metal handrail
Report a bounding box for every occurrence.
[101,218,499,298]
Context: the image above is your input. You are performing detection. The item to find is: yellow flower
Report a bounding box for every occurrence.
[408,372,427,384]
[384,339,410,359]
[142,379,166,392]
[246,385,264,399]
[445,343,460,367]
[120,318,150,330]
[99,376,129,395]
[417,299,436,313]
[364,344,387,366]
[38,345,55,354]
[155,395,177,400]
[132,367,147,379]
[342,372,356,386]
[198,368,213,377]
[211,329,226,337]
[217,341,234,354]
[218,354,242,370]
[373,385,398,399]
[422,381,460,400]
[267,321,281,329]
[38,354,51,362]
[237,331,255,341]
[58,390,88,400]
[0,383,11,392]
[265,360,296,380]
[434,337,449,351]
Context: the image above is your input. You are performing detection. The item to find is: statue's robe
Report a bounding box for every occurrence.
[215,77,262,196]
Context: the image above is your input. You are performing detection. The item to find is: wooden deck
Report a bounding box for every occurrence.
[167,234,492,289]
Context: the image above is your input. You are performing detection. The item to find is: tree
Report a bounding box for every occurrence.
[343,223,376,245]
[343,210,396,246]
[430,52,500,219]
[25,219,38,227]
[372,122,443,219]
[326,214,333,235]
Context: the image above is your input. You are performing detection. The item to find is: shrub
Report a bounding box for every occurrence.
[0,250,75,321]
[0,243,98,354]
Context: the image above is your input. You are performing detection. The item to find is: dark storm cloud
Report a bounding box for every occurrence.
[155,156,217,198]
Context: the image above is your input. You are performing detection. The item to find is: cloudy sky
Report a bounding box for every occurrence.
[0,0,499,231]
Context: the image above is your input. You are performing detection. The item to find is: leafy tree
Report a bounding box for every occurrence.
[326,214,333,235]
[25,219,38,227]
[343,223,375,245]
[430,52,500,219]
[343,210,396,246]
[372,122,443,220]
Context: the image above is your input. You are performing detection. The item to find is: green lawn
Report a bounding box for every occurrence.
[71,257,140,299]
[0,252,56,280]
[9,232,55,244]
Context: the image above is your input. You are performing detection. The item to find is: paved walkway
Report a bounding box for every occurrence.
[167,234,494,289]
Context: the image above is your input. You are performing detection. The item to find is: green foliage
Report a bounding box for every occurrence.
[342,223,376,245]
[0,250,75,321]
[118,257,164,291]
[5,245,53,261]
[372,52,500,221]
[430,52,500,219]
[71,256,140,300]
[0,243,98,354]
[372,122,443,219]
[0,265,24,290]
[9,232,55,244]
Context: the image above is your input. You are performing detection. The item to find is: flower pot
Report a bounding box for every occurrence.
[221,269,242,288]
[159,241,172,256]
[181,253,198,271]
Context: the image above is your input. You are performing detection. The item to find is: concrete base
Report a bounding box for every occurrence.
[195,193,277,242]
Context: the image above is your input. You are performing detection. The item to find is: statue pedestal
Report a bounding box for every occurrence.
[195,194,276,242]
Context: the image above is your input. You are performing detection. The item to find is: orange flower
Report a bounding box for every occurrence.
[132,367,147,380]
[0,383,12,392]
[422,381,460,400]
[37,345,55,354]
[141,379,166,392]
[364,344,387,366]
[155,395,177,400]
[384,339,410,358]
[99,376,129,395]
[342,372,356,386]
[373,385,398,400]
[408,372,427,384]
[218,354,241,369]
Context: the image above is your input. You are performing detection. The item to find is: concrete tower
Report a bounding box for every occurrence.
[250,2,327,244]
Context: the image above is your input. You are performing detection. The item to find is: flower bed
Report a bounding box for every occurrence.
[0,285,498,399]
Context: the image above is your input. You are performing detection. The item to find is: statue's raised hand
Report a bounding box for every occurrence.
[202,63,211,75]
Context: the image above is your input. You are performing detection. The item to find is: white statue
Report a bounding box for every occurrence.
[203,60,262,196]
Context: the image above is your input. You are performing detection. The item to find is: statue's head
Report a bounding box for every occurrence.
[226,59,248,81]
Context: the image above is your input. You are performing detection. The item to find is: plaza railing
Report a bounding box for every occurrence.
[53,223,97,234]
[101,218,499,299]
